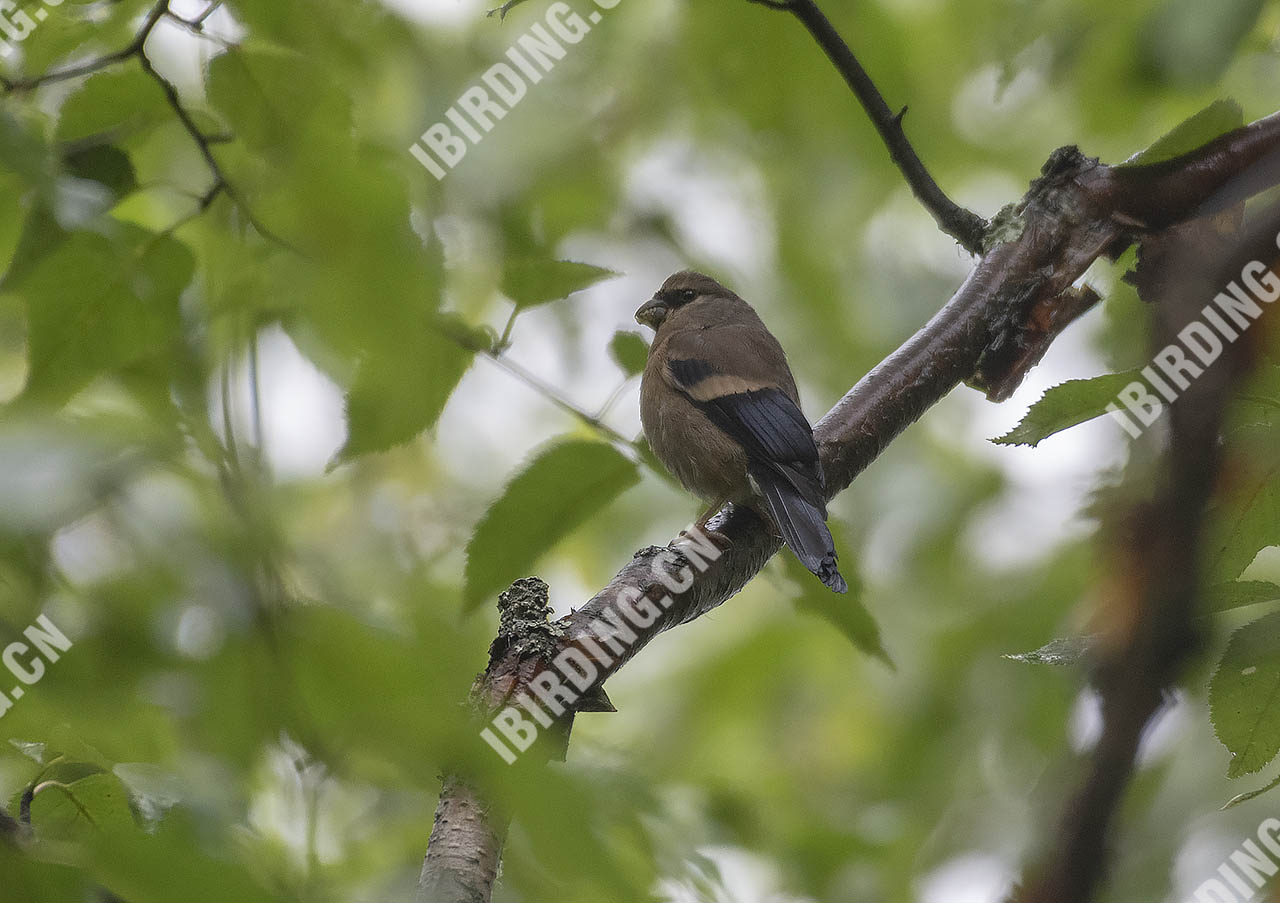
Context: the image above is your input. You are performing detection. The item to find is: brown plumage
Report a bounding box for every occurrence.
[636,271,847,593]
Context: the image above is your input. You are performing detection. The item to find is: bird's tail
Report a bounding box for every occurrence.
[756,474,847,594]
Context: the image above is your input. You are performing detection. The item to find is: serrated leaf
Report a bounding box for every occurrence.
[1207,448,1280,582]
[993,371,1143,447]
[206,47,353,152]
[501,258,619,311]
[331,326,473,466]
[783,525,888,664]
[1122,99,1244,167]
[609,331,648,377]
[55,69,170,144]
[1207,581,1280,614]
[1211,611,1280,778]
[18,228,194,407]
[464,440,640,611]
[1004,635,1099,666]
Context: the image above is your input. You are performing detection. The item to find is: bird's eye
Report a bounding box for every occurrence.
[679,289,698,302]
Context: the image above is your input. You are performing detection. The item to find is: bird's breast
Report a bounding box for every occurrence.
[640,367,751,504]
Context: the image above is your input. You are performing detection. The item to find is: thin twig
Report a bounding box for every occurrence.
[2,0,297,252]
[479,352,639,451]
[247,327,264,453]
[162,10,237,47]
[593,376,635,422]
[193,0,222,27]
[220,353,240,475]
[495,306,520,351]
[0,807,20,846]
[164,0,222,32]
[1,0,167,93]
[1,49,133,91]
[747,0,989,253]
[134,46,296,252]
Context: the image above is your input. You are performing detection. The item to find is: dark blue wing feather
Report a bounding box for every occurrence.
[668,356,845,593]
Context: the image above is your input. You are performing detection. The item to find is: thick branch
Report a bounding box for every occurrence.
[1012,201,1280,903]
[750,0,989,253]
[418,777,505,903]
[420,111,1280,902]
[1013,201,1274,901]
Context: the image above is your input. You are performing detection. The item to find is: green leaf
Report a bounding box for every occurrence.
[28,772,136,840]
[609,331,649,377]
[113,763,184,831]
[206,47,353,153]
[464,440,640,611]
[1121,99,1245,167]
[501,258,620,311]
[1210,611,1280,778]
[0,111,55,192]
[783,525,888,664]
[331,325,473,466]
[39,758,108,786]
[17,229,195,406]
[1207,581,1280,614]
[64,144,137,198]
[278,605,478,777]
[1141,1,1265,87]
[1004,635,1099,666]
[993,371,1143,447]
[55,69,171,145]
[88,809,287,903]
[0,205,65,292]
[1207,438,1280,582]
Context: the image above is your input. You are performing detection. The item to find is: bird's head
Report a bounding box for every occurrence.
[635,270,734,330]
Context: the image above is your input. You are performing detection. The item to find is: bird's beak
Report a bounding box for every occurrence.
[635,296,668,329]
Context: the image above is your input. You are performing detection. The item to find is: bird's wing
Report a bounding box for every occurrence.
[662,331,825,509]
[659,322,845,593]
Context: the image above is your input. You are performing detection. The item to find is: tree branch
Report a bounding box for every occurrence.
[419,776,505,903]
[419,111,1280,902]
[479,352,638,452]
[0,0,167,93]
[1,0,295,251]
[748,0,989,254]
[1012,199,1280,903]
[0,806,21,847]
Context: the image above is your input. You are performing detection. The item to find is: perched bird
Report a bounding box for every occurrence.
[635,271,847,593]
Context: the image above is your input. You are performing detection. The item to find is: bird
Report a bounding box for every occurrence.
[635,270,847,593]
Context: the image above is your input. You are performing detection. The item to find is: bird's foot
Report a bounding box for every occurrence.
[683,499,734,550]
[680,524,734,551]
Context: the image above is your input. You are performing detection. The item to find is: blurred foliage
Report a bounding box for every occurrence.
[0,0,1277,901]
